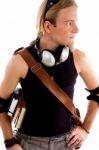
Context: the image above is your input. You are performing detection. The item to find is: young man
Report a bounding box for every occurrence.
[0,0,99,150]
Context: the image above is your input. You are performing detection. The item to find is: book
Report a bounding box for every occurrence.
[8,88,26,129]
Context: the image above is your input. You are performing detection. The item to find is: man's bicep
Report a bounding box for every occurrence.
[0,56,22,99]
[79,55,99,89]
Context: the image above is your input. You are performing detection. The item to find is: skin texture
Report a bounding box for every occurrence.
[0,6,99,150]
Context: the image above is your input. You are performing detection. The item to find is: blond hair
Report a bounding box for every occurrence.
[37,0,77,37]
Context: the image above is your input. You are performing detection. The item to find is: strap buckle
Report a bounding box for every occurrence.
[31,63,42,73]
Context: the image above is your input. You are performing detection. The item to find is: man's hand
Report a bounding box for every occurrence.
[66,126,88,149]
[8,144,23,150]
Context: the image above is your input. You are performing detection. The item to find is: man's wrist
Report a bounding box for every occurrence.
[4,137,19,149]
[82,126,90,134]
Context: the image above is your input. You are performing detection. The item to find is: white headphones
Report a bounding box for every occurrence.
[34,38,69,67]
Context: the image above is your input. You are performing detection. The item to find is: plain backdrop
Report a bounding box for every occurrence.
[0,0,99,149]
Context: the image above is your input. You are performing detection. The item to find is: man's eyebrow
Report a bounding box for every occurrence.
[64,20,73,23]
[64,19,77,22]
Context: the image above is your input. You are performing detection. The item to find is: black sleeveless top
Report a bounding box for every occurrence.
[19,45,78,137]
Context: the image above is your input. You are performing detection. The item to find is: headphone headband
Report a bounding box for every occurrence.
[45,0,59,15]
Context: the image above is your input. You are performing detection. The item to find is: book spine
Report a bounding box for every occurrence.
[15,108,26,129]
[12,107,21,125]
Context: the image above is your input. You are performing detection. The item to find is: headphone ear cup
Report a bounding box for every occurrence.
[41,50,55,67]
[60,47,69,63]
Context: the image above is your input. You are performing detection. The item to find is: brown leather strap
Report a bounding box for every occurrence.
[16,48,82,125]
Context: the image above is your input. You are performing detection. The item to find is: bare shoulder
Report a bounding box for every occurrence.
[6,51,29,79]
[73,48,87,60]
[73,48,99,88]
[0,50,29,98]
[73,48,90,73]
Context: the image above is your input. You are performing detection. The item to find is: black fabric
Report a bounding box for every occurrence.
[85,86,99,94]
[0,97,11,113]
[4,137,19,148]
[19,44,78,137]
[44,0,59,16]
[85,87,99,103]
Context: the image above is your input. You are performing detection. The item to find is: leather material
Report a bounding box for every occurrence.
[16,48,82,126]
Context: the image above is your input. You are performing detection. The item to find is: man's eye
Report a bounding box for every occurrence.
[66,21,73,26]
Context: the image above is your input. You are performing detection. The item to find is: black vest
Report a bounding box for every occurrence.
[19,45,78,136]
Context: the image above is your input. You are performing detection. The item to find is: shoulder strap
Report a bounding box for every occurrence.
[16,48,82,126]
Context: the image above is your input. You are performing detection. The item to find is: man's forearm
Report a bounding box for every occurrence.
[82,101,99,131]
[0,113,13,140]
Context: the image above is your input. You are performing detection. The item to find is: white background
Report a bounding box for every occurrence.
[0,0,99,149]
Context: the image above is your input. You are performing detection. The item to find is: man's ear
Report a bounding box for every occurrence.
[43,21,54,33]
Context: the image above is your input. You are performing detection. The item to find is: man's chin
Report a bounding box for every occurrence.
[66,41,74,49]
